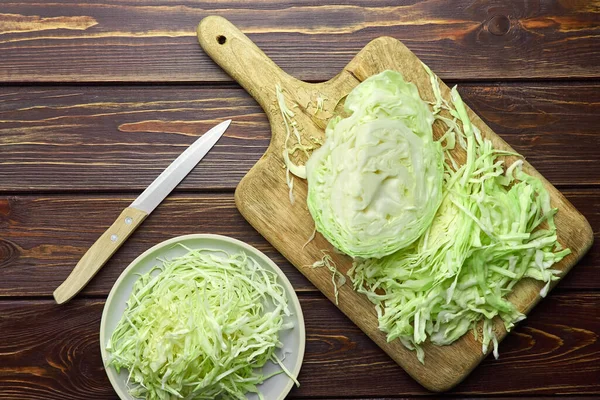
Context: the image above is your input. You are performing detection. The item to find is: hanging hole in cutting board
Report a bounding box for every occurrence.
[217,35,227,44]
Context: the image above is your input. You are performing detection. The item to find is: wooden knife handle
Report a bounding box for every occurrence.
[197,16,300,111]
[53,207,148,304]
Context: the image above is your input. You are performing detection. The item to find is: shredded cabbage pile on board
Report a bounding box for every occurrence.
[106,246,297,399]
[348,68,570,362]
[305,71,444,258]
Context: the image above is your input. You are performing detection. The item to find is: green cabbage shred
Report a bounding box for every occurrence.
[310,253,346,305]
[106,246,298,399]
[276,84,315,205]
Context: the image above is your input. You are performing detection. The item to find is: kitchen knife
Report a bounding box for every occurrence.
[53,119,231,304]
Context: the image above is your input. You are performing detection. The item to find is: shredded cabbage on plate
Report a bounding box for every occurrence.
[106,245,297,399]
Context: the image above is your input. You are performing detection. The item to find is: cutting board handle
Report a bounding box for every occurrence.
[198,16,300,111]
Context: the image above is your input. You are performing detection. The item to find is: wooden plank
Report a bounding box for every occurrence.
[0,293,598,398]
[0,190,597,298]
[0,1,598,82]
[0,194,310,297]
[0,87,269,191]
[1,83,599,192]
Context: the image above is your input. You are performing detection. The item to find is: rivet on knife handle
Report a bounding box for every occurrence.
[53,207,148,304]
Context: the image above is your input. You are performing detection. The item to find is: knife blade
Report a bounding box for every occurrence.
[53,119,231,304]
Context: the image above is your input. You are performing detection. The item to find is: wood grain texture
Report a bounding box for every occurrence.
[1,83,599,192]
[0,1,598,398]
[0,294,598,399]
[0,87,268,192]
[0,191,598,298]
[0,194,308,297]
[200,17,594,391]
[0,0,598,82]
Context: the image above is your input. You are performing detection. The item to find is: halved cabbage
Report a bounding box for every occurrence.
[305,70,444,258]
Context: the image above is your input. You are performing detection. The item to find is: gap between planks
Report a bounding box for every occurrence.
[0,184,597,196]
[1,78,600,87]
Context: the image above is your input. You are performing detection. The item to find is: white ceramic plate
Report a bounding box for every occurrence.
[100,234,305,400]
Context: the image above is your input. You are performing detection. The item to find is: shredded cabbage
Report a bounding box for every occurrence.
[276,84,315,205]
[310,253,346,305]
[348,72,570,362]
[106,246,297,399]
[306,71,444,258]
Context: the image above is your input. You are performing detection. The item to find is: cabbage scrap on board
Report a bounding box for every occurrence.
[305,71,444,258]
[106,246,297,399]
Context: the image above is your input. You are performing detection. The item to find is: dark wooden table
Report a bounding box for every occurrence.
[1,1,599,398]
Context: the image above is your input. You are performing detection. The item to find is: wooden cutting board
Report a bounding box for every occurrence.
[197,16,594,391]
